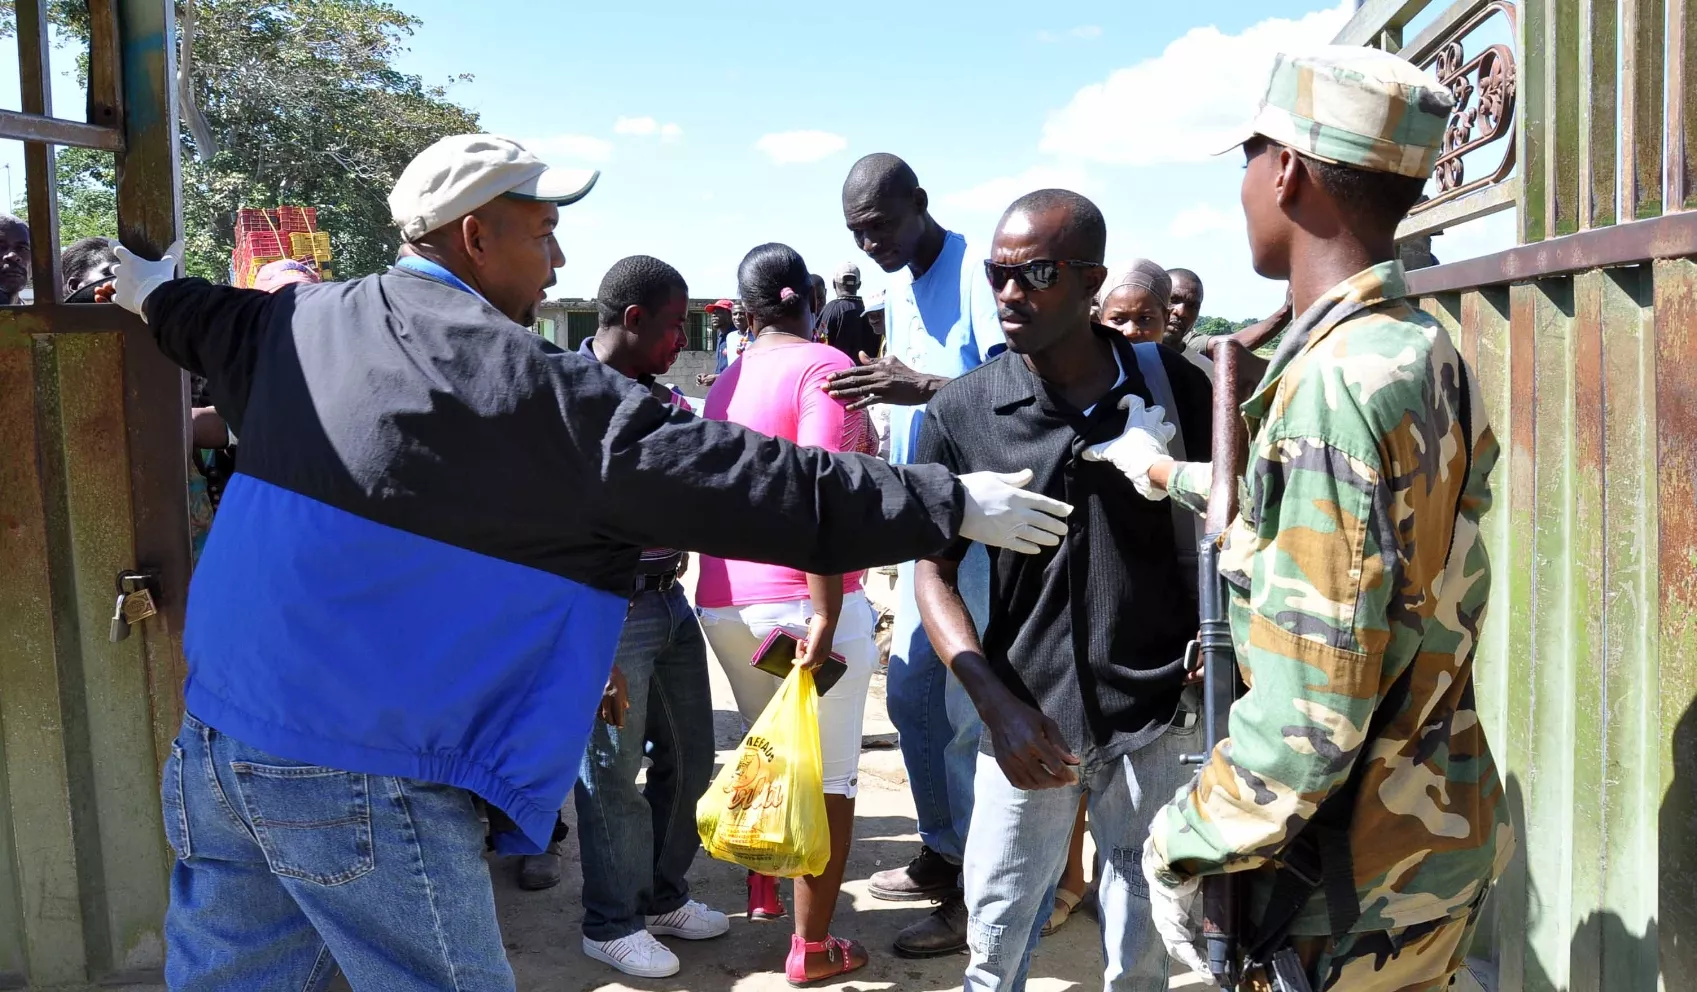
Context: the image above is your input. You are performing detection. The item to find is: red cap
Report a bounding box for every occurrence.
[705,298,734,311]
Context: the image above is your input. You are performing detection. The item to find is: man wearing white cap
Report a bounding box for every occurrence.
[113,134,1075,991]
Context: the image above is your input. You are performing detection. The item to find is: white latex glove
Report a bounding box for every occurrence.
[1142,835,1214,984]
[957,469,1073,555]
[112,240,184,322]
[1082,394,1176,500]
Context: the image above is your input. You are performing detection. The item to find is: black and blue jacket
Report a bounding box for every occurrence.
[148,264,963,853]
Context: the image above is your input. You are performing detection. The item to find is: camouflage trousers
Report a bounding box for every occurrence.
[1244,899,1485,992]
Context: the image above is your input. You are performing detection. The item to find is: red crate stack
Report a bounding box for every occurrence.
[232,206,328,286]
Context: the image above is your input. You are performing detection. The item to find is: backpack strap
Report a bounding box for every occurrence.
[1132,343,1199,607]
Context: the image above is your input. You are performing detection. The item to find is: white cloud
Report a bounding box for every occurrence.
[1040,2,1352,166]
[754,130,848,165]
[523,133,613,164]
[614,115,685,143]
[1168,202,1241,239]
[614,116,659,136]
[941,165,1093,214]
[1037,25,1103,43]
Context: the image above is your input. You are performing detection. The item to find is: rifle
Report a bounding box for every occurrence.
[1175,337,1248,989]
[1177,309,1300,991]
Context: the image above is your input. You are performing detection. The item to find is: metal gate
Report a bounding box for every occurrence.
[0,0,185,987]
[1340,1,1696,989]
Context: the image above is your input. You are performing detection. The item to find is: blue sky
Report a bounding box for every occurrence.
[0,0,1515,318]
[388,0,1371,319]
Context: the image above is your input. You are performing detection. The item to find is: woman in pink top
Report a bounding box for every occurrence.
[697,243,877,985]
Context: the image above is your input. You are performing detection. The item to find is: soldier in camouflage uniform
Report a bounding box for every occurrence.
[1085,48,1515,991]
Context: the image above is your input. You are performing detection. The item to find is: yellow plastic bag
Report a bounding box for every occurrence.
[696,665,830,878]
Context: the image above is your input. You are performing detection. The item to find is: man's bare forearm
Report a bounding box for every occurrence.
[914,556,1004,706]
[915,374,951,403]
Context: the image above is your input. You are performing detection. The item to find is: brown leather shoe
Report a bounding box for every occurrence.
[891,891,968,958]
[868,846,961,902]
[516,839,563,891]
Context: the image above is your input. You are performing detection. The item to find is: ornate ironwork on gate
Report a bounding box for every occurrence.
[1424,1,1518,204]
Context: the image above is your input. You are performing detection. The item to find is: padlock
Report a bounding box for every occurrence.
[122,587,158,625]
[108,571,159,643]
[109,592,131,642]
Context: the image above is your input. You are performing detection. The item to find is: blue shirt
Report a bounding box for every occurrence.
[394,253,485,302]
[883,231,1004,465]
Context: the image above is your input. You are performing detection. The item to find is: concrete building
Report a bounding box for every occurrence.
[535,296,723,397]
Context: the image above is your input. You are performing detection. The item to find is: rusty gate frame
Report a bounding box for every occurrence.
[1338,1,1696,990]
[0,0,184,986]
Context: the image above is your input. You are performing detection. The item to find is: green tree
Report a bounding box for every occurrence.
[15,146,117,246]
[1190,315,1258,337]
[10,0,479,282]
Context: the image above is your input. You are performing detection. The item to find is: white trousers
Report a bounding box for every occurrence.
[698,591,879,797]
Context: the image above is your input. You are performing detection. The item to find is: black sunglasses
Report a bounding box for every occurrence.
[983,258,1105,293]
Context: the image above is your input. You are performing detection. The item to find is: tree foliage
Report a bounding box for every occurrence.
[11,0,479,281]
[1190,315,1259,337]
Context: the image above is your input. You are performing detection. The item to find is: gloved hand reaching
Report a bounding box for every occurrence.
[1142,835,1215,985]
[957,470,1072,555]
[112,241,183,322]
[1081,394,1176,500]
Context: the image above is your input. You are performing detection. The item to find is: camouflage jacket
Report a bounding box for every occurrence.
[1150,261,1514,935]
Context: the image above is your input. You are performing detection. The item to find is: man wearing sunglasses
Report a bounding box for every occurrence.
[827,152,1007,957]
[913,188,1213,991]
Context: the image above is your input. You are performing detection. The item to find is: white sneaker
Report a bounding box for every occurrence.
[582,931,680,978]
[645,899,731,939]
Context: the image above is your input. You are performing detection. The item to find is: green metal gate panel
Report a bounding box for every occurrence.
[0,0,186,987]
[1420,263,1688,991]
[0,333,176,987]
[1340,0,1697,986]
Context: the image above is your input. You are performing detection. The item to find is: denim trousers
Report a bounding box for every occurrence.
[161,713,514,992]
[886,542,990,863]
[573,584,716,941]
[961,719,1200,992]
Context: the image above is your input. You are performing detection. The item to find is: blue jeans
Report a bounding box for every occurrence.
[573,585,715,941]
[162,713,513,991]
[887,544,990,862]
[961,721,1199,992]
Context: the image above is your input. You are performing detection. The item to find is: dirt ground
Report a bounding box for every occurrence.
[483,568,1211,992]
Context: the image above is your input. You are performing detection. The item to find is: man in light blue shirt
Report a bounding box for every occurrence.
[826,153,1003,959]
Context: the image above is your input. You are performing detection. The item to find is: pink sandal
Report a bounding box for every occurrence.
[785,933,867,987]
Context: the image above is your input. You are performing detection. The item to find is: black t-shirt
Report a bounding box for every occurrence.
[818,296,879,362]
[916,328,1213,754]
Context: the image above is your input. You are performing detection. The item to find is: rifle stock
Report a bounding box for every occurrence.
[1198,337,1252,989]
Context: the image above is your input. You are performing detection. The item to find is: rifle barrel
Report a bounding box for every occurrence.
[1196,337,1254,989]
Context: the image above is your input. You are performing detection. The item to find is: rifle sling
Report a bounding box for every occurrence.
[1243,359,1473,962]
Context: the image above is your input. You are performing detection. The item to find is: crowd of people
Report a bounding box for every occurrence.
[95,45,1509,992]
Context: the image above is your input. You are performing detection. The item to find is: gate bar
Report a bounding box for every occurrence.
[1406,210,1697,294]
[16,0,62,304]
[0,112,124,152]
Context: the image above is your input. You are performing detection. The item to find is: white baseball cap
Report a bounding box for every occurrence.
[834,261,861,285]
[389,134,600,242]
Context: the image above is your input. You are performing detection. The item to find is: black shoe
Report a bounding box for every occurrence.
[892,891,968,959]
[868,845,961,902]
[517,840,564,891]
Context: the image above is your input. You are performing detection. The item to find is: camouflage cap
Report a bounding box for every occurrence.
[1223,46,1455,178]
